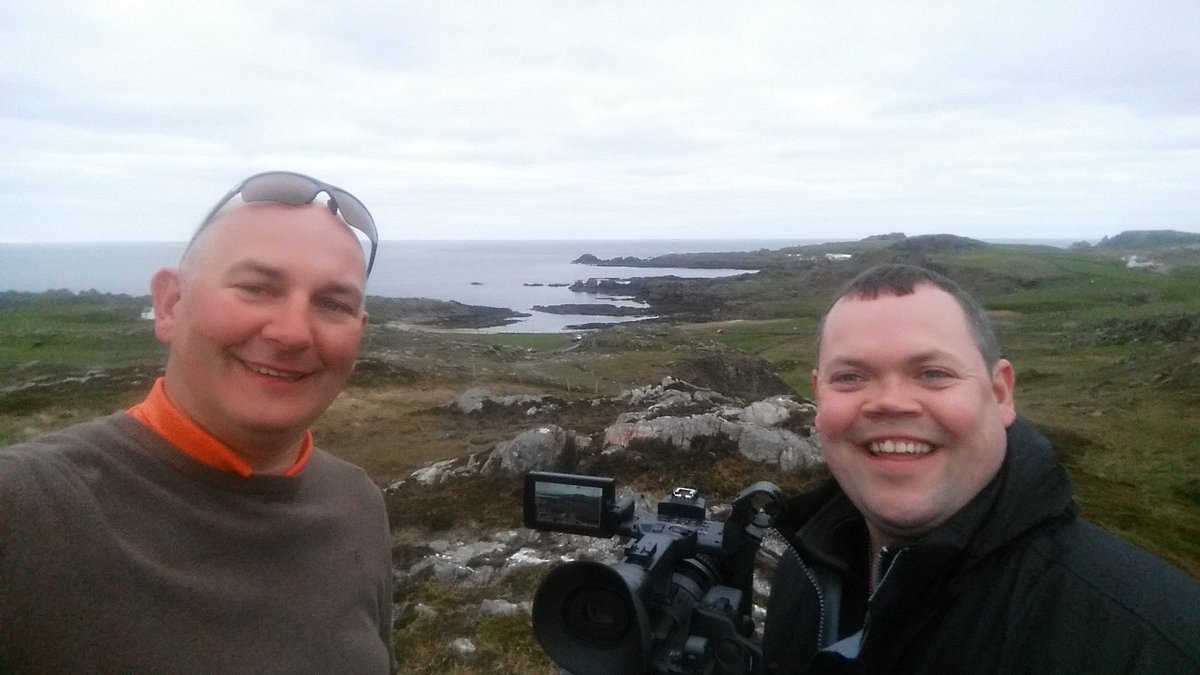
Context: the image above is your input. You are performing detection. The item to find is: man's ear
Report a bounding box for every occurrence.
[810,368,822,432]
[346,310,369,374]
[150,268,182,345]
[992,358,1017,426]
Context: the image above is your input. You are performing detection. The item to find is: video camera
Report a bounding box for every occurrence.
[523,471,785,675]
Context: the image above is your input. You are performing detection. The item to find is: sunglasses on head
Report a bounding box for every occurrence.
[194,171,379,276]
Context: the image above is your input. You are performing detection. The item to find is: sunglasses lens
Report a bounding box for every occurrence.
[330,189,378,244]
[240,173,321,205]
[199,171,378,275]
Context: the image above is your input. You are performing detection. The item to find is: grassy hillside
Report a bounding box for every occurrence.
[1,239,1197,672]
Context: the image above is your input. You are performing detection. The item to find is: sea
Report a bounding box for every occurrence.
[0,238,1080,333]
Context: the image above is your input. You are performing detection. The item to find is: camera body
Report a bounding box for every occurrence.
[524,471,784,675]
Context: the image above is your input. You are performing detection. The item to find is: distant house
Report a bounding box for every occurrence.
[1124,255,1161,270]
[825,253,852,261]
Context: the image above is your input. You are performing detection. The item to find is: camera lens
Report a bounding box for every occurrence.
[563,586,632,644]
[533,560,652,675]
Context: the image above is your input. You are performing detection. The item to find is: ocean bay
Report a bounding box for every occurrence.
[0,239,792,333]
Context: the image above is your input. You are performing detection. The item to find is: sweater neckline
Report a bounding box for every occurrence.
[114,413,310,497]
[127,378,312,478]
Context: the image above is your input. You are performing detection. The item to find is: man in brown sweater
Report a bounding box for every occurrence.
[0,171,395,673]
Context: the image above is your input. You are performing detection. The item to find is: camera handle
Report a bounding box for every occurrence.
[717,482,786,624]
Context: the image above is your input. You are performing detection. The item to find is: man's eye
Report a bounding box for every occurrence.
[319,298,356,315]
[237,284,269,296]
[921,369,952,380]
[829,372,863,384]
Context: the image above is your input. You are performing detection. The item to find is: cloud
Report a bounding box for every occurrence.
[0,0,1196,242]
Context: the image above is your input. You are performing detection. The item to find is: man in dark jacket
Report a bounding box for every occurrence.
[762,263,1200,673]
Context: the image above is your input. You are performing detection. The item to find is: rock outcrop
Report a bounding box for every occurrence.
[388,376,824,664]
[481,425,581,476]
[392,377,819,487]
[1095,230,1200,249]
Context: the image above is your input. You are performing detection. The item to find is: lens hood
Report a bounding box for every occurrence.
[532,560,652,675]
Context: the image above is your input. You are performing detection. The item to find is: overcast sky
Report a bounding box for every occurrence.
[2,0,1197,243]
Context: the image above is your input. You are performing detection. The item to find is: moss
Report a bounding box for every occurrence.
[386,475,525,533]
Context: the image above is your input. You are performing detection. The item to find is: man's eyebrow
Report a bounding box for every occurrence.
[907,349,963,364]
[821,355,869,369]
[225,260,285,280]
[320,281,365,301]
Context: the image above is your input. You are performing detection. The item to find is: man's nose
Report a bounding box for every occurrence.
[260,298,315,349]
[862,376,921,415]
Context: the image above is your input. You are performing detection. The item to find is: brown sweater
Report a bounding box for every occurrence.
[0,414,394,674]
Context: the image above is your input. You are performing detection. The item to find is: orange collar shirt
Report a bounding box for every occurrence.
[128,378,312,478]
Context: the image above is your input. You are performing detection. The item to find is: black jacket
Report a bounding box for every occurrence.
[762,418,1200,674]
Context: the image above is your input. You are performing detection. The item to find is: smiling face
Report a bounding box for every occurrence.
[150,203,368,470]
[813,283,1016,552]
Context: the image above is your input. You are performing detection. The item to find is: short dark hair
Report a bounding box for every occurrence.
[816,263,1002,368]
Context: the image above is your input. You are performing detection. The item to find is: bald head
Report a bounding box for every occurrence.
[180,202,367,286]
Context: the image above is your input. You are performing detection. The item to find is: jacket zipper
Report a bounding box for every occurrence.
[859,547,904,655]
[772,526,828,648]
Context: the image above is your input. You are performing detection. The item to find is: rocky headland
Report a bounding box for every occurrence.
[416,230,1200,330]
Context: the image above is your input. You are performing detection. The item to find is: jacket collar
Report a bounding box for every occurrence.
[949,417,1076,565]
[782,417,1076,597]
